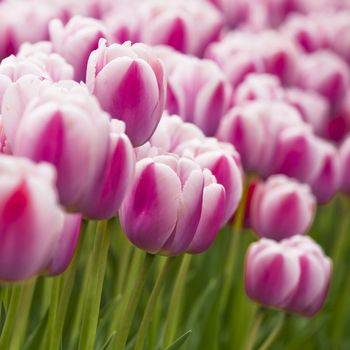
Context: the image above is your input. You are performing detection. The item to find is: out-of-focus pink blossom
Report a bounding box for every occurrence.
[249,175,316,240]
[339,136,350,195]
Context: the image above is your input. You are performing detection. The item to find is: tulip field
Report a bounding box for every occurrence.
[1,0,350,349]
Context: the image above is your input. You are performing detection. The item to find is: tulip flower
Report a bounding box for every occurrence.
[80,120,135,220]
[50,16,109,82]
[245,236,332,316]
[295,51,350,112]
[3,80,111,212]
[86,39,166,146]
[138,0,223,56]
[165,56,232,135]
[249,175,316,240]
[45,213,82,276]
[0,155,64,281]
[119,155,225,255]
[216,100,303,176]
[309,140,340,204]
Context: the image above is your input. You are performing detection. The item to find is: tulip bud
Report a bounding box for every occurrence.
[249,175,316,240]
[166,56,232,135]
[4,80,111,212]
[45,213,82,276]
[309,140,339,204]
[86,39,166,146]
[119,155,225,255]
[216,101,303,176]
[50,16,109,82]
[0,155,64,281]
[139,0,223,56]
[245,236,332,316]
[295,51,350,112]
[81,120,135,219]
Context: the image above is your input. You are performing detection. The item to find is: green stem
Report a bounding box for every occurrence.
[243,307,263,350]
[45,276,62,350]
[78,220,112,350]
[162,254,192,348]
[9,279,36,350]
[111,253,155,350]
[134,257,175,350]
[257,313,285,350]
[69,220,97,347]
[0,286,22,349]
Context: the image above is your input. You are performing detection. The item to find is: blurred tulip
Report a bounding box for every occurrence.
[50,16,109,82]
[166,56,232,135]
[119,155,225,255]
[249,175,316,240]
[86,39,166,146]
[245,236,332,316]
[138,0,223,56]
[0,155,64,281]
[45,213,82,276]
[309,140,340,204]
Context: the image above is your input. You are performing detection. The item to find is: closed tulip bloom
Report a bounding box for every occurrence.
[119,155,225,255]
[295,51,350,112]
[45,213,82,276]
[0,155,64,281]
[86,39,166,146]
[339,136,350,195]
[245,236,332,316]
[4,80,111,212]
[81,120,135,219]
[216,101,303,176]
[273,126,324,183]
[139,0,223,56]
[50,16,109,82]
[309,140,340,204]
[166,56,232,135]
[250,175,316,240]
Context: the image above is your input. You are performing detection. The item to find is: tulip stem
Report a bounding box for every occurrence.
[111,252,155,350]
[134,256,175,350]
[257,312,286,350]
[78,219,111,350]
[162,254,192,348]
[243,307,263,350]
[9,279,36,350]
[0,286,22,349]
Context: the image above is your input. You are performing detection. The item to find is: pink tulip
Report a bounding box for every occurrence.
[216,100,303,176]
[119,155,225,255]
[86,39,166,146]
[245,236,332,316]
[80,120,135,219]
[339,136,350,195]
[0,1,64,59]
[295,51,350,112]
[208,0,249,27]
[3,80,112,213]
[0,155,64,281]
[45,213,82,276]
[249,175,316,240]
[309,140,339,204]
[138,0,223,57]
[165,56,232,135]
[50,16,109,82]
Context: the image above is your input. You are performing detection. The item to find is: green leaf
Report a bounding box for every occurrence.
[100,331,117,350]
[165,330,192,350]
[23,310,49,350]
